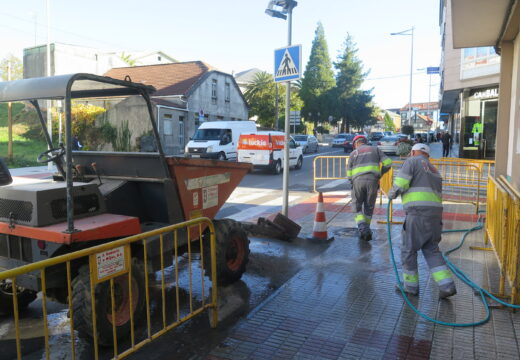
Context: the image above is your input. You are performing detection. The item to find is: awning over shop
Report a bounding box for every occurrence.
[451,0,511,48]
[440,89,460,113]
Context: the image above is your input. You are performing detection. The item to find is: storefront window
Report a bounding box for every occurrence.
[460,87,498,159]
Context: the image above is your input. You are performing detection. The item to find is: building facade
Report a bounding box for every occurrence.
[105,61,249,155]
[399,102,439,132]
[449,0,520,192]
[439,0,500,159]
[23,43,176,79]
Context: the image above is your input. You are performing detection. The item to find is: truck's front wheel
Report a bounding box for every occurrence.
[72,258,146,346]
[204,219,250,285]
[0,281,37,315]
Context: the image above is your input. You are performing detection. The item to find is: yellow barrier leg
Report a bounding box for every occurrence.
[470,246,493,251]
[377,200,404,225]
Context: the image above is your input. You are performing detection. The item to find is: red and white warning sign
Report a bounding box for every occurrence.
[91,245,129,282]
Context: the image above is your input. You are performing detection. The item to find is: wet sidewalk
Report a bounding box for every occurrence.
[206,198,520,360]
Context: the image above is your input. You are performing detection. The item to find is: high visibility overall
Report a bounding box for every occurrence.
[472,122,483,146]
[347,145,392,234]
[388,155,456,296]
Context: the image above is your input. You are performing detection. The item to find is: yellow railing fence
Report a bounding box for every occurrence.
[0,217,217,360]
[483,176,520,304]
[380,160,484,213]
[313,155,491,213]
[313,155,349,192]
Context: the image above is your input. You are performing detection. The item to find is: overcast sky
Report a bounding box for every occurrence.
[0,0,442,109]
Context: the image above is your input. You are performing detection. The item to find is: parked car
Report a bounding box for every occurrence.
[332,133,350,147]
[294,135,319,153]
[341,133,356,153]
[377,135,400,154]
[384,131,394,137]
[237,132,303,174]
[369,131,384,141]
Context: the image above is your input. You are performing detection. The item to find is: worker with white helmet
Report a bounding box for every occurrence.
[347,135,392,241]
[388,143,457,299]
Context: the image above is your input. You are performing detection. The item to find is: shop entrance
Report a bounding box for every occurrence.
[460,88,498,159]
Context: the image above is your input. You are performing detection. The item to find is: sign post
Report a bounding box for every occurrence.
[274,43,302,216]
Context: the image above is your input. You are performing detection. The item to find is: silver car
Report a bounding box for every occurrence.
[332,133,350,147]
[294,135,319,153]
[377,135,400,154]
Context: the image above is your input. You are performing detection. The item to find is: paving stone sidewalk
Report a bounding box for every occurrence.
[206,200,520,360]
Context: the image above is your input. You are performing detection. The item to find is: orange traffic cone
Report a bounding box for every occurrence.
[309,192,334,241]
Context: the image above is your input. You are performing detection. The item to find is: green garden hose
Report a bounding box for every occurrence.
[387,200,520,327]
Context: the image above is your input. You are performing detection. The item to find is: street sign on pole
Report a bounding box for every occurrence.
[274,45,302,83]
[427,66,440,74]
[289,110,301,125]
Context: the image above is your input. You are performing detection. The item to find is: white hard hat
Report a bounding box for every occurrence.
[411,143,430,154]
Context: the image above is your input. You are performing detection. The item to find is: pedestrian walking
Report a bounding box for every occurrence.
[441,132,452,157]
[388,143,457,299]
[72,134,83,150]
[347,135,392,241]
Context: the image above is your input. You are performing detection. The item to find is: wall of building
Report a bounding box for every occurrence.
[441,1,500,92]
[185,72,249,138]
[157,106,188,154]
[506,35,520,189]
[23,44,174,79]
[100,96,154,151]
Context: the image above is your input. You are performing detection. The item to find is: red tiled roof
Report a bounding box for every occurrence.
[104,61,215,96]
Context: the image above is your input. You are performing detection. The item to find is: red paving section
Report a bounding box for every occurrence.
[245,193,483,224]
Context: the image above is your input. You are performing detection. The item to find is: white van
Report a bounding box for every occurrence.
[237,131,303,174]
[185,121,256,160]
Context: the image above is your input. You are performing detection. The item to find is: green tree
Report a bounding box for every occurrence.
[244,72,277,127]
[245,72,303,128]
[300,22,335,126]
[384,112,396,132]
[401,125,414,136]
[0,55,23,81]
[339,90,377,131]
[333,34,369,132]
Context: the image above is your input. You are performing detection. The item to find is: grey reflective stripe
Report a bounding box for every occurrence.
[348,145,387,180]
[406,186,442,198]
[437,277,455,286]
[430,265,448,274]
[397,156,443,210]
[404,201,443,209]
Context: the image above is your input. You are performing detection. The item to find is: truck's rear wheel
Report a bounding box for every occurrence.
[72,258,146,346]
[204,219,250,285]
[272,160,282,175]
[295,156,303,170]
[0,281,37,315]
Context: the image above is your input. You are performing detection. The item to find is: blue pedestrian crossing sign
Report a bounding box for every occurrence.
[274,45,302,83]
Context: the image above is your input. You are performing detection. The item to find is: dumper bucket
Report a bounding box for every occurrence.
[166,157,251,223]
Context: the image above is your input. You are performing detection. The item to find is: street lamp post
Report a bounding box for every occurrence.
[391,27,414,127]
[265,0,297,216]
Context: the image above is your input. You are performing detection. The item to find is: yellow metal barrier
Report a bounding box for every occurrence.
[377,167,403,225]
[378,158,484,222]
[483,176,520,304]
[0,217,217,360]
[438,157,495,178]
[313,155,349,192]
